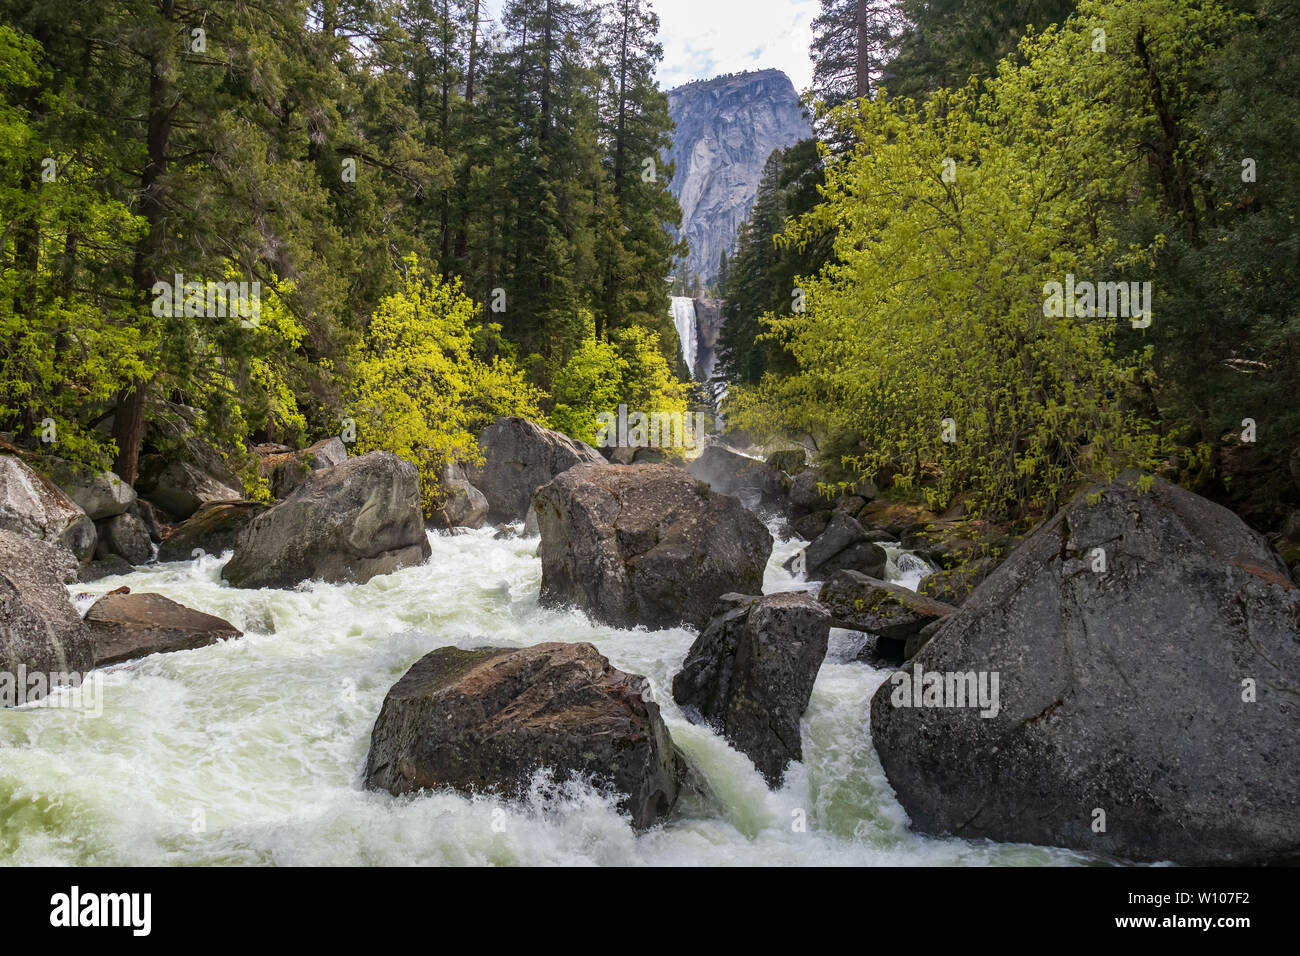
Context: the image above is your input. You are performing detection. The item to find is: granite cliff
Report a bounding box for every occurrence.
[667,69,812,288]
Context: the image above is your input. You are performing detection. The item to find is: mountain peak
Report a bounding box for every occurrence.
[666,69,812,287]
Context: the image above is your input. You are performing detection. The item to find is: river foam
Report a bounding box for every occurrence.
[0,525,1093,866]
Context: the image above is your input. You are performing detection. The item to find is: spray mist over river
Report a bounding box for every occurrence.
[0,524,1090,866]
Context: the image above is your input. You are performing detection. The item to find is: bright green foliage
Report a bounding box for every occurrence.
[718,138,831,387]
[728,84,1164,519]
[550,324,688,448]
[345,257,544,515]
[0,22,149,470]
[0,0,688,488]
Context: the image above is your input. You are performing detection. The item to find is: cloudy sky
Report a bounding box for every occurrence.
[479,0,821,93]
[652,0,820,91]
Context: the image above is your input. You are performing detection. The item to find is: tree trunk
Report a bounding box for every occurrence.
[113,2,175,485]
[855,0,870,100]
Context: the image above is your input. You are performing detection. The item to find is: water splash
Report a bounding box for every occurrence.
[0,527,1089,866]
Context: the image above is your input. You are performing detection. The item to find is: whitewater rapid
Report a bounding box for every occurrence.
[0,525,1090,866]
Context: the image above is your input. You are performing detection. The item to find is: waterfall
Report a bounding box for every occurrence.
[670,296,698,378]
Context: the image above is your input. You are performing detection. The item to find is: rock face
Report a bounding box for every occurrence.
[870,474,1300,865]
[257,437,348,499]
[56,468,136,521]
[158,500,268,562]
[222,452,430,589]
[787,513,887,581]
[686,445,785,511]
[692,298,724,384]
[364,642,684,829]
[137,458,241,520]
[672,592,830,785]
[533,463,773,630]
[466,417,603,523]
[0,455,96,562]
[0,530,95,703]
[439,462,489,529]
[83,592,242,666]
[819,570,956,641]
[94,512,153,565]
[667,69,813,286]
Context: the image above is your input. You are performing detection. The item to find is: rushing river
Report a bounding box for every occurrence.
[0,524,1091,866]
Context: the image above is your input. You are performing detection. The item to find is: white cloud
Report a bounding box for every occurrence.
[654,0,819,91]
[478,0,820,93]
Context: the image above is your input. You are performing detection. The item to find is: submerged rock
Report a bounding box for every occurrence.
[870,473,1300,865]
[0,529,95,704]
[222,452,430,589]
[466,417,603,523]
[0,455,96,562]
[533,463,772,630]
[364,642,684,829]
[672,591,830,785]
[84,592,242,666]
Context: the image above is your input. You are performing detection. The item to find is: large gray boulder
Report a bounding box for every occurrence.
[438,462,488,530]
[55,467,136,521]
[785,512,887,581]
[94,512,153,565]
[819,570,956,641]
[870,474,1300,865]
[256,437,348,500]
[466,417,602,523]
[84,592,242,666]
[686,445,786,512]
[137,457,241,520]
[672,591,830,785]
[364,642,684,829]
[0,455,96,562]
[222,452,430,589]
[787,470,826,516]
[0,529,95,705]
[533,463,773,630]
[158,500,268,562]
